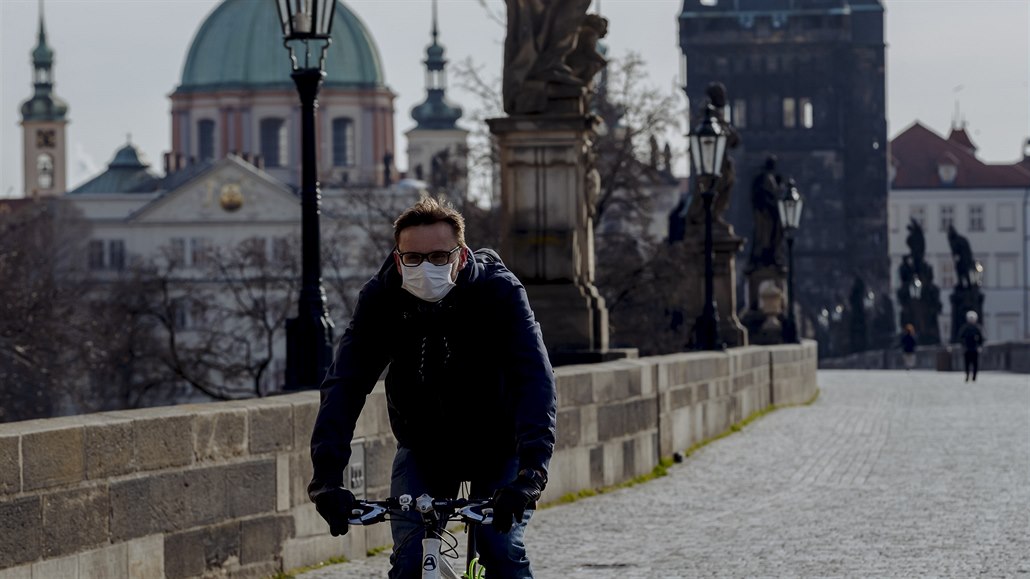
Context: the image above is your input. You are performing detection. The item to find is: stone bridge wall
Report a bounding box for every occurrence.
[0,341,817,579]
[819,340,1030,372]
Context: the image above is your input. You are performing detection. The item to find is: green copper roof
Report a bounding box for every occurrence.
[68,142,159,195]
[177,0,385,92]
[33,18,53,66]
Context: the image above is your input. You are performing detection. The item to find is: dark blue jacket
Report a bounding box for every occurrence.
[900,333,917,354]
[308,249,556,498]
[958,322,984,353]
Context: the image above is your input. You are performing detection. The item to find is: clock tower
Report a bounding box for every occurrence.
[21,1,69,197]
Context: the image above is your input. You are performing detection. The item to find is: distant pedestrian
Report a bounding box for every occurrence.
[957,311,985,382]
[900,324,917,370]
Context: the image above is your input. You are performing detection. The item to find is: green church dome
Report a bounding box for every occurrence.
[177,0,385,92]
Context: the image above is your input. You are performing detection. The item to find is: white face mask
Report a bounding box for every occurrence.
[401,261,456,302]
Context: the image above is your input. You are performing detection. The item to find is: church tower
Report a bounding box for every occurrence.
[405,0,468,197]
[21,0,69,197]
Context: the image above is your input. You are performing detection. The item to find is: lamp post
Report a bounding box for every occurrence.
[277,0,337,391]
[777,178,804,343]
[688,107,728,350]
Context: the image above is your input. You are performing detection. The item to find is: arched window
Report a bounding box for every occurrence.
[37,153,54,189]
[260,118,288,167]
[332,117,355,167]
[198,119,216,162]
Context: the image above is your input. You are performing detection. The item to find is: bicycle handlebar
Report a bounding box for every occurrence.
[347,494,495,526]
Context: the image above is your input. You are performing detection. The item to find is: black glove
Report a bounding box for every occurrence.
[492,469,545,533]
[313,487,356,537]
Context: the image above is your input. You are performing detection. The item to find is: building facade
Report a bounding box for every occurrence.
[678,0,889,329]
[22,0,443,399]
[889,122,1030,342]
[168,0,396,189]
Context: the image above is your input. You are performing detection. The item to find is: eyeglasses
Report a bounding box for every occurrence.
[394,246,461,267]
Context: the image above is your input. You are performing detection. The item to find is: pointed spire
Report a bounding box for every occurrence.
[33,0,54,68]
[431,0,439,46]
[38,0,47,44]
[411,0,461,130]
[21,0,67,122]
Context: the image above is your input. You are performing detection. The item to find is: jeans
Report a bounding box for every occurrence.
[388,447,535,579]
[964,350,979,380]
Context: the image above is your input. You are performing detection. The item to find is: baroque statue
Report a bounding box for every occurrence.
[502,0,606,115]
[947,225,976,288]
[896,218,942,345]
[947,224,984,343]
[746,156,785,272]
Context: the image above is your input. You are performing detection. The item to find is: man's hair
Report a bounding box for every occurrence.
[393,195,466,247]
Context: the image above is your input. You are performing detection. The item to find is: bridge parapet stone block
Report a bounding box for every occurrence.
[0,496,41,569]
[42,485,110,558]
[225,459,277,518]
[246,401,295,455]
[0,435,19,494]
[164,521,240,579]
[189,406,247,464]
[241,513,294,565]
[290,395,319,450]
[85,415,135,479]
[119,408,193,472]
[78,542,127,579]
[554,370,593,408]
[18,420,85,491]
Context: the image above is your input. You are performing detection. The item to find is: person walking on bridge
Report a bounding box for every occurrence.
[957,310,985,382]
[307,195,557,578]
[900,324,917,370]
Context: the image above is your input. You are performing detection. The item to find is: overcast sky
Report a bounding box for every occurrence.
[1,0,1028,197]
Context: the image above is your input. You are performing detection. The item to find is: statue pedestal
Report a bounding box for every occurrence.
[682,231,748,348]
[488,112,632,361]
[741,265,786,345]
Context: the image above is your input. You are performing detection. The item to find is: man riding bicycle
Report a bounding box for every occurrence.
[308,196,557,578]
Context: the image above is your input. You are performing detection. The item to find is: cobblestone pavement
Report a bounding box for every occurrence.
[298,370,1030,578]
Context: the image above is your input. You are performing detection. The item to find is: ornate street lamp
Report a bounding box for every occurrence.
[777,178,804,343]
[277,0,337,390]
[688,108,728,350]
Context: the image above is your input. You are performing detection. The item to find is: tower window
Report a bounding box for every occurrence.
[939,205,954,232]
[332,117,355,167]
[732,99,747,128]
[969,205,984,232]
[198,119,215,162]
[88,240,105,270]
[800,98,814,128]
[260,118,288,168]
[36,153,54,189]
[108,240,126,271]
[910,205,926,229]
[782,98,796,128]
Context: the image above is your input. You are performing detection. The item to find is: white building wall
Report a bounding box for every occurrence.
[888,187,1030,342]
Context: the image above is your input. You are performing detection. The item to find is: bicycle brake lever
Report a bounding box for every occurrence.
[347,504,387,525]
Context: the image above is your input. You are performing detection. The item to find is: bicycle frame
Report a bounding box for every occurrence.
[349,493,493,579]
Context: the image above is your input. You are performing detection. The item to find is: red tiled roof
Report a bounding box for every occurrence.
[890,122,1030,189]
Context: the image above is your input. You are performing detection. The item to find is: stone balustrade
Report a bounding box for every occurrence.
[0,341,817,579]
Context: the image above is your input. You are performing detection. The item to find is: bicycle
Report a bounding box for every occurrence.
[348,493,495,579]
